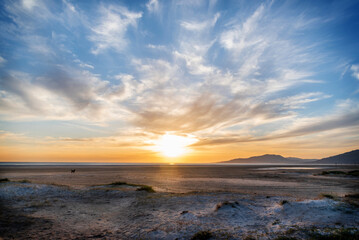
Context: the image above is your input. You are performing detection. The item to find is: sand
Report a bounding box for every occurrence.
[0,165,358,239]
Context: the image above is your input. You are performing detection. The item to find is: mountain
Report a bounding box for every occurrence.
[313,149,359,164]
[220,154,315,164]
[220,149,359,164]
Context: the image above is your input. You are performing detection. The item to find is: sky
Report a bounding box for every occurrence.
[0,0,359,163]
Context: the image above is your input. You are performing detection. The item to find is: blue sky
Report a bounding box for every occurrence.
[0,0,359,162]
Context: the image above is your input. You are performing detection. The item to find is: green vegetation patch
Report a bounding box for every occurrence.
[108,181,155,193]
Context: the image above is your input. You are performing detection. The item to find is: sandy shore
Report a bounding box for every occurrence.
[1,165,358,239]
[1,165,358,197]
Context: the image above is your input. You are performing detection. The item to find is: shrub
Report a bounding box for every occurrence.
[136,185,155,193]
[345,193,359,199]
[347,170,359,177]
[272,219,280,225]
[108,181,155,192]
[19,180,31,183]
[243,236,256,240]
[109,181,127,186]
[191,230,213,240]
[215,201,239,211]
[274,236,297,240]
[321,194,334,199]
[0,178,9,182]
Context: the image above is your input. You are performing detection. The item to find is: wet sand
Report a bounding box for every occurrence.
[1,164,359,239]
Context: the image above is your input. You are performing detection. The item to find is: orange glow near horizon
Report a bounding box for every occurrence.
[0,134,357,163]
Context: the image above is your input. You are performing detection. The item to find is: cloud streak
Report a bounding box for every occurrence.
[89,5,142,54]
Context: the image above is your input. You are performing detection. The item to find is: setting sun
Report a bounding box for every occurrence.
[153,133,198,158]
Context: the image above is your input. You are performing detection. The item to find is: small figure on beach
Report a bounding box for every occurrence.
[71,169,76,173]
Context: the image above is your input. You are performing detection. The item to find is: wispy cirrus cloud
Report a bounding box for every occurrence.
[351,64,359,80]
[0,56,6,66]
[126,2,330,137]
[89,5,142,54]
[180,12,220,32]
[192,99,359,147]
[4,0,57,29]
[146,0,160,14]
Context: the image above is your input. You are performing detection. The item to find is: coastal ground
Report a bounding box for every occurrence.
[1,165,358,239]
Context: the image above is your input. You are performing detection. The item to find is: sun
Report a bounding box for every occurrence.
[153,133,198,158]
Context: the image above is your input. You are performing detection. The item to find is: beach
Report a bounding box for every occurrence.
[1,165,359,239]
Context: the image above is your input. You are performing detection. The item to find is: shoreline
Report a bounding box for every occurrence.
[1,165,358,196]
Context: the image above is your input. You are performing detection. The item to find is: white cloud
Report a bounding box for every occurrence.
[62,0,76,13]
[215,3,327,97]
[5,0,57,29]
[21,0,41,11]
[73,59,94,69]
[25,35,54,56]
[351,64,359,80]
[0,68,131,122]
[89,5,142,54]
[112,74,138,100]
[264,70,316,94]
[268,92,331,110]
[146,0,160,14]
[180,13,220,31]
[220,5,264,53]
[174,51,215,75]
[147,44,167,51]
[0,56,6,66]
[270,99,359,139]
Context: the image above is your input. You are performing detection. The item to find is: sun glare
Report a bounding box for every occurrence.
[153,133,198,158]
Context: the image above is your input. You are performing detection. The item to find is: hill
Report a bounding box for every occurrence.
[220,154,315,164]
[220,149,359,164]
[313,149,359,164]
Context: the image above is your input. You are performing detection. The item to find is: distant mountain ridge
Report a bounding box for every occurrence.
[314,149,359,164]
[220,149,359,164]
[220,154,316,164]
